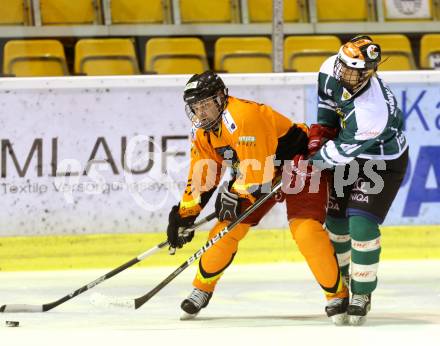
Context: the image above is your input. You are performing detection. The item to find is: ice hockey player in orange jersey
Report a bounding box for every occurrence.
[165,71,348,324]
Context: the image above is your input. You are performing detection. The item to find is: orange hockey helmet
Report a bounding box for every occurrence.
[334,35,381,94]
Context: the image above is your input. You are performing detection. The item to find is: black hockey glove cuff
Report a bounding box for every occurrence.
[167,205,197,254]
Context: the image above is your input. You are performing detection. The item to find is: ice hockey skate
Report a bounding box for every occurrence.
[347,294,371,326]
[325,297,349,326]
[180,288,212,320]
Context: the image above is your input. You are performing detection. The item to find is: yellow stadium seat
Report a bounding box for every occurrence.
[75,39,139,76]
[284,35,341,72]
[3,40,68,77]
[316,0,369,21]
[0,0,31,25]
[110,0,167,24]
[248,0,301,22]
[215,37,272,73]
[369,34,416,70]
[383,0,434,21]
[40,0,100,25]
[420,34,440,69]
[180,0,237,23]
[145,38,208,74]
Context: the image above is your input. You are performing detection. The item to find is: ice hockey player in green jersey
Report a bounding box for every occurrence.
[306,35,409,325]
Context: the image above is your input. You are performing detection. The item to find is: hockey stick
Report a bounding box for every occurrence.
[0,212,216,313]
[101,180,283,310]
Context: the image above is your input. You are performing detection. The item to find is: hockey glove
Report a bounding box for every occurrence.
[307,124,339,156]
[215,183,243,221]
[167,205,197,255]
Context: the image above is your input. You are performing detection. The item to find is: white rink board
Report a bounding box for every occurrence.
[0,75,305,236]
[0,72,440,236]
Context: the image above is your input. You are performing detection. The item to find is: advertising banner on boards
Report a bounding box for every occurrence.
[0,73,439,236]
[0,77,304,235]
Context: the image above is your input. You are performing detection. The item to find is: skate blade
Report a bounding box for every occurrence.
[331,312,348,326]
[348,315,367,326]
[180,311,199,321]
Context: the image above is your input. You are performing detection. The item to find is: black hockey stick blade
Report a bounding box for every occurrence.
[0,212,215,313]
[0,245,164,313]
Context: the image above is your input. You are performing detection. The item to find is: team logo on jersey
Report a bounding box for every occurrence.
[341,88,352,101]
[238,136,256,146]
[222,110,237,134]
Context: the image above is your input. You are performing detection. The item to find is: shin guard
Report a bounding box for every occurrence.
[349,216,381,294]
[290,218,348,299]
[325,216,351,279]
[193,221,250,292]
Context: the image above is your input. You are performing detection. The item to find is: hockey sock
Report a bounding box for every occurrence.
[325,216,351,278]
[290,218,347,299]
[349,215,381,294]
[193,221,250,292]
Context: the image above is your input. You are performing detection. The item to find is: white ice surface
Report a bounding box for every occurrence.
[1,261,439,346]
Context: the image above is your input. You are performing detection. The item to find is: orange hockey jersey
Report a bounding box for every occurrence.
[179,96,308,218]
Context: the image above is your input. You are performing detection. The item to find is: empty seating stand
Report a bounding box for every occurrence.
[284,35,341,72]
[3,39,68,77]
[0,0,31,25]
[215,37,272,73]
[247,0,302,22]
[316,0,370,21]
[39,0,101,25]
[179,0,239,23]
[145,37,208,74]
[75,39,139,75]
[110,0,169,24]
[420,34,440,69]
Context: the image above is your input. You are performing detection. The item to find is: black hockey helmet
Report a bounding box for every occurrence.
[184,71,228,130]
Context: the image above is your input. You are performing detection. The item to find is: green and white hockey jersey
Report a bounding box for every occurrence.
[310,55,408,166]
